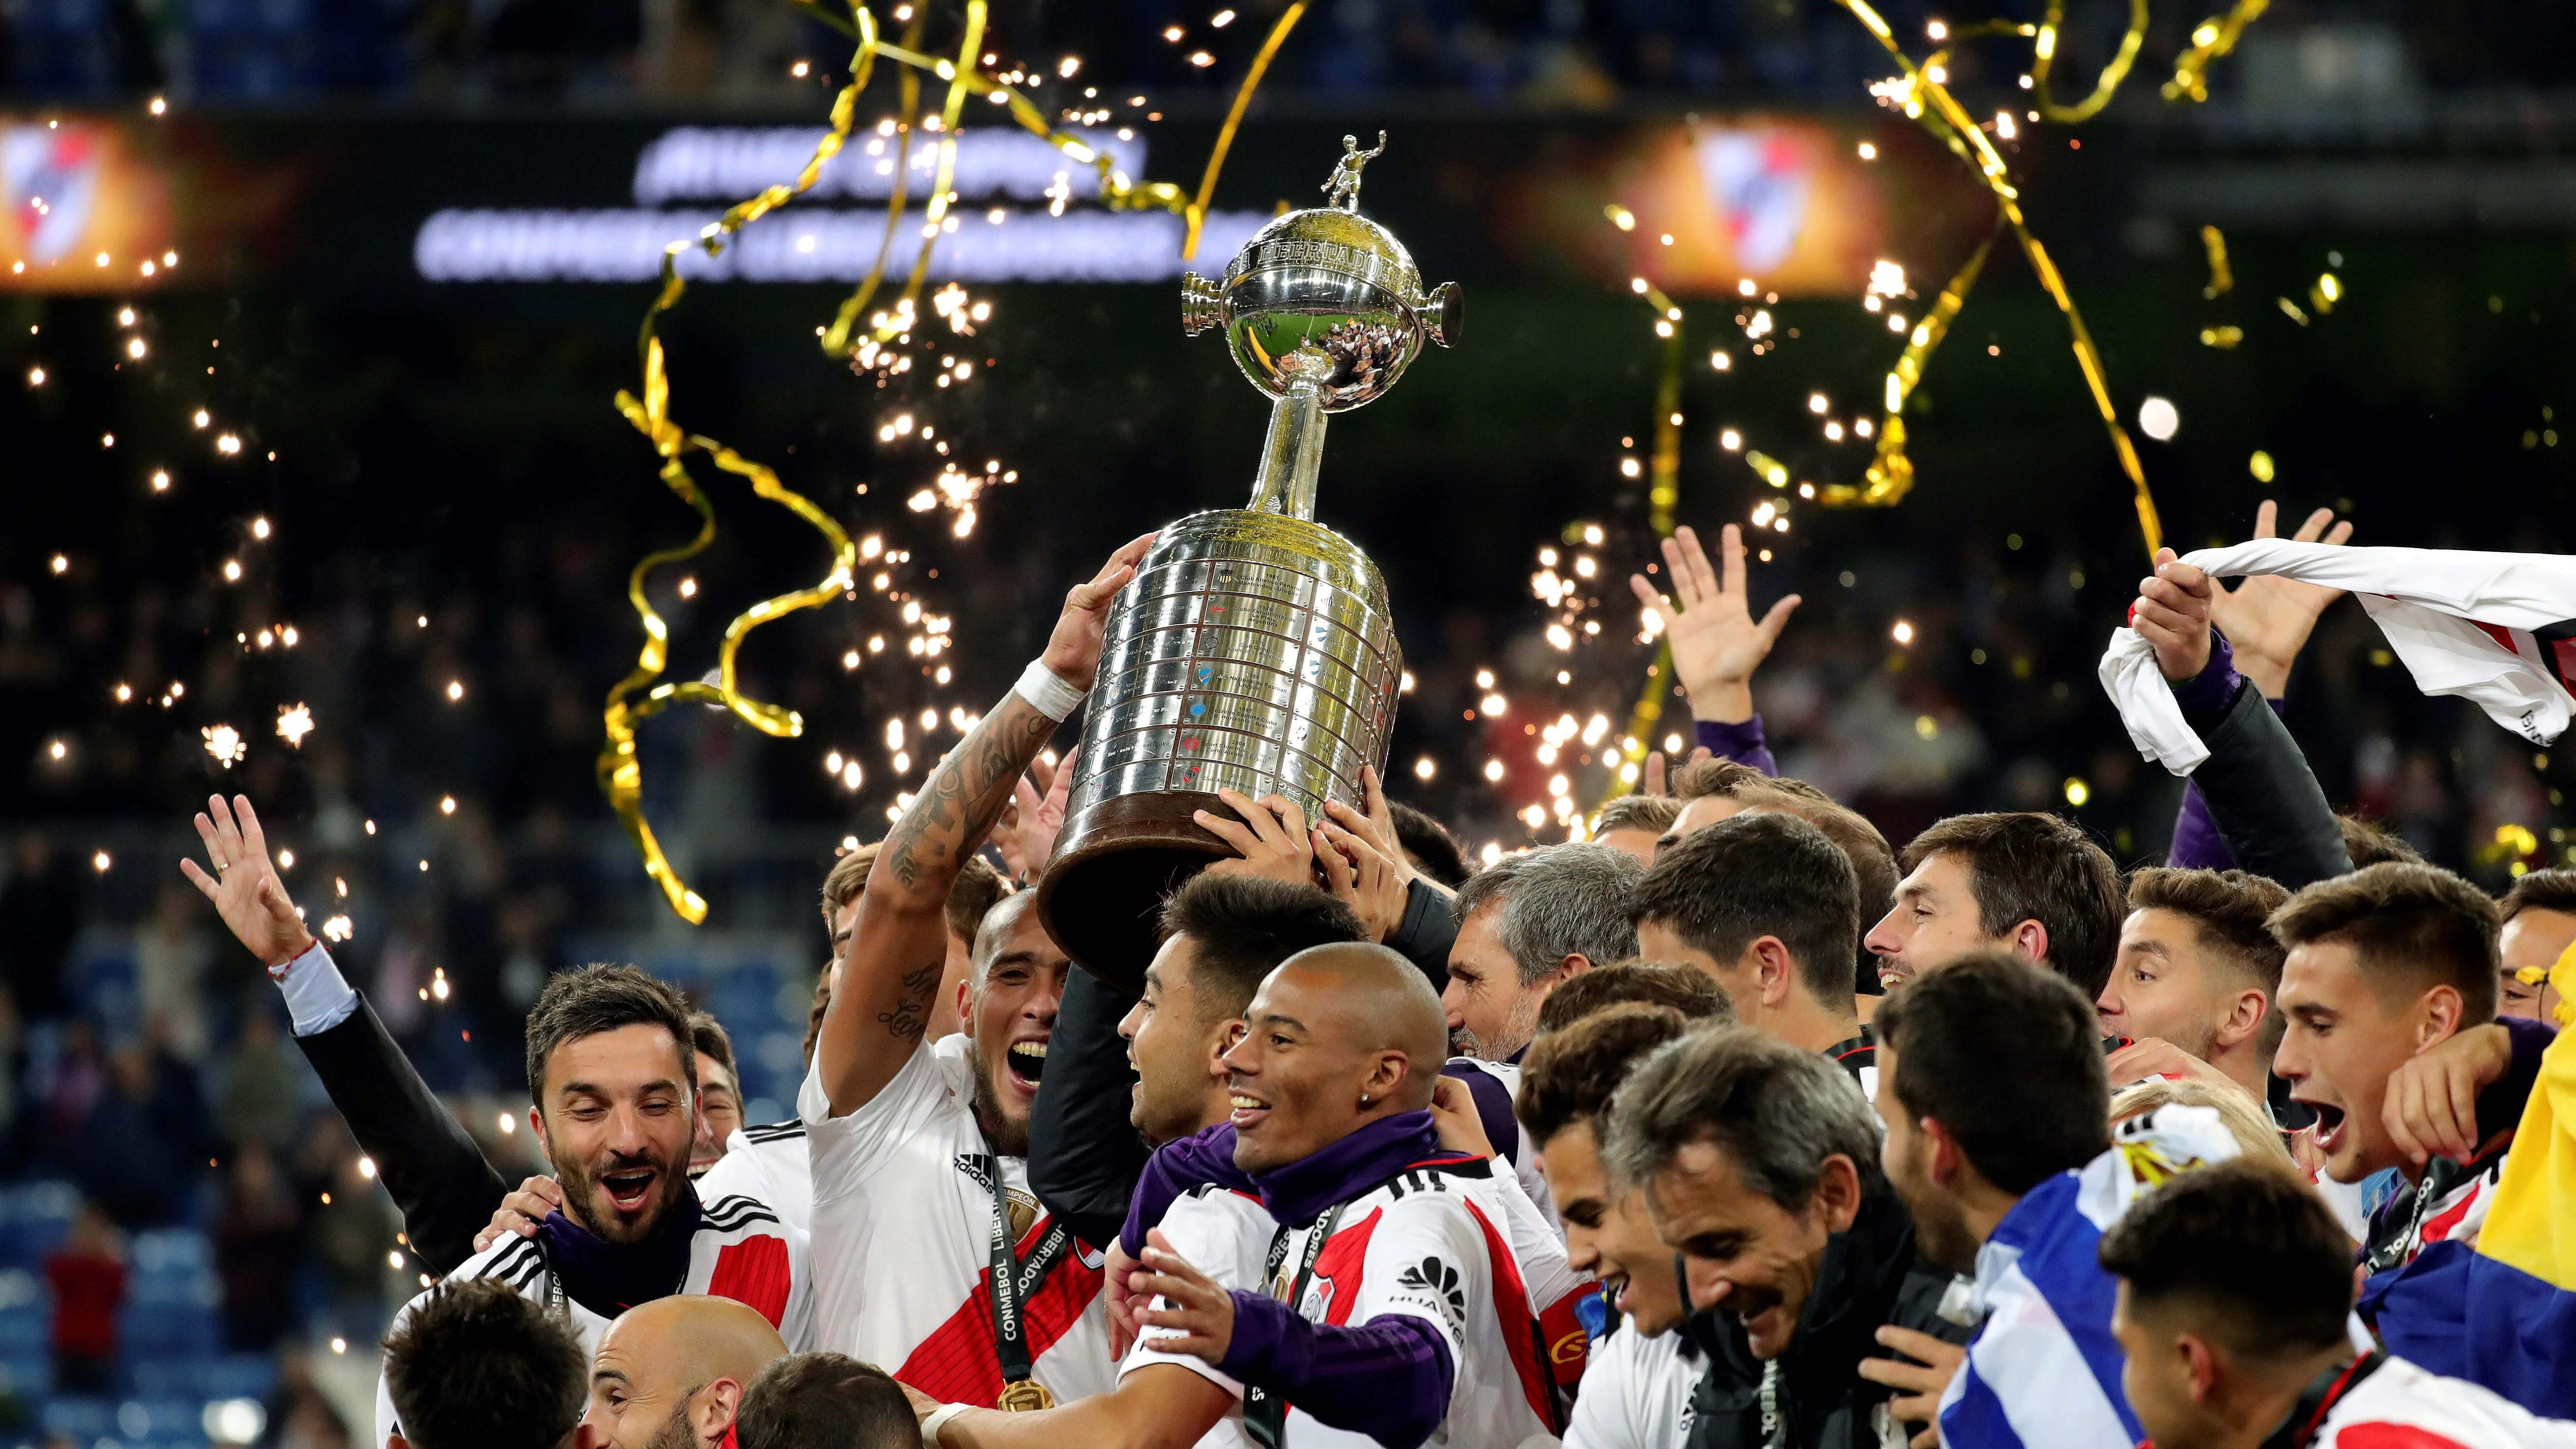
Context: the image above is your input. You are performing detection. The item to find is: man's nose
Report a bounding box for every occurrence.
[1862,910,1902,958]
[1683,1258,1732,1312]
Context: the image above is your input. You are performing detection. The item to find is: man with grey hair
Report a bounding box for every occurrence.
[1444,841,1643,1065]
[1603,1024,1966,1449]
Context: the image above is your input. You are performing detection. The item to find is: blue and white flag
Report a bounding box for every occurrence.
[1937,1105,2242,1449]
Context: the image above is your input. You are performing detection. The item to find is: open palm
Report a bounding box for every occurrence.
[179,794,313,971]
[1629,524,1801,724]
[2210,502,2352,698]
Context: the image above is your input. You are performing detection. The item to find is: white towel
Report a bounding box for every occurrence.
[2098,540,2576,776]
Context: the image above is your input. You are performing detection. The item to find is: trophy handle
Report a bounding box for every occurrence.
[1245,347,1334,521]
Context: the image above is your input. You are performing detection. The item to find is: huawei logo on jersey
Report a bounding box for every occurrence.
[1397,1257,1466,1323]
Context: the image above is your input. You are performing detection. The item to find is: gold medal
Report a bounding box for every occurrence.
[996,1380,1056,1412]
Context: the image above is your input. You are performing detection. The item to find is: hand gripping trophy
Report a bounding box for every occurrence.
[1034,134,1461,984]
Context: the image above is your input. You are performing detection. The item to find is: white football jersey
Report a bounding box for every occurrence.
[1564,1322,1697,1449]
[1126,1155,1568,1449]
[2300,1353,2576,1448]
[700,1118,811,1235]
[801,1034,1114,1406]
[374,1189,808,1447]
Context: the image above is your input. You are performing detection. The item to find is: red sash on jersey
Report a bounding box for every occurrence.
[896,1209,1104,1403]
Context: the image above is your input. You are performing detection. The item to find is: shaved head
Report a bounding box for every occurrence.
[1224,943,1448,1172]
[586,1295,787,1449]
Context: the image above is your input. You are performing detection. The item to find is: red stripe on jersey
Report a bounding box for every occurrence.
[2331,1426,2472,1449]
[1464,1198,1559,1428]
[2471,620,2521,658]
[896,1217,1105,1404]
[1310,1209,1383,1325]
[706,1235,792,1329]
[2421,1174,2493,1246]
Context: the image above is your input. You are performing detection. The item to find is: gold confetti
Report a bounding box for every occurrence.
[2199,325,2242,349]
[2249,450,2275,482]
[2200,224,2233,299]
[2163,0,2269,102]
[2277,296,2311,326]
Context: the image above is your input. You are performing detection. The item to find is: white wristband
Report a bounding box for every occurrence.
[1013,659,1090,723]
[921,1403,975,1447]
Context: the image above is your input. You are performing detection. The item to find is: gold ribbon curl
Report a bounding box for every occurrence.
[607,0,1307,920]
[2164,0,2269,102]
[1784,0,2165,557]
[2030,0,2149,123]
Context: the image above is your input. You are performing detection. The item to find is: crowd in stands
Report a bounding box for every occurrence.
[1,511,2569,1449]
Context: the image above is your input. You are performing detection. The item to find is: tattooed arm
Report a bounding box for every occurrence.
[815,534,1156,1118]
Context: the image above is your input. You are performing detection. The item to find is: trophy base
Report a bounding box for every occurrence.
[1034,791,1234,991]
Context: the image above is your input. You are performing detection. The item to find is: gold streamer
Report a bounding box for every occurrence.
[1185,2,1307,259]
[2030,0,2149,123]
[1810,0,2164,556]
[2163,0,2270,102]
[607,0,1308,920]
[2200,224,2233,298]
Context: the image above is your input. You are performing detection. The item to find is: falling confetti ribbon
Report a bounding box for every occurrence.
[2201,224,2234,298]
[608,0,1311,920]
[2163,0,2270,102]
[2030,0,2148,123]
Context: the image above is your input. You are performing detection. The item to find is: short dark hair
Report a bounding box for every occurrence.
[735,1352,917,1449]
[1601,1024,1882,1208]
[1594,794,1680,836]
[524,965,697,1104]
[2502,867,2576,923]
[1669,757,1773,803]
[944,855,1010,946]
[1632,813,1859,1003]
[2096,1158,2355,1362]
[1537,962,1735,1035]
[687,1010,737,1078]
[1388,802,1471,888]
[1518,1003,1694,1148]
[2127,868,2292,996]
[383,1279,586,1449]
[1873,950,2110,1194]
[1901,811,2125,999]
[1159,873,1367,1025]
[2269,862,2501,1023]
[2338,815,2424,868]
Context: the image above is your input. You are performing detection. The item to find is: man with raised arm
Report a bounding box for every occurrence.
[801,535,1152,1410]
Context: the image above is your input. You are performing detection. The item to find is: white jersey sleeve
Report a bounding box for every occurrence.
[1565,1326,1696,1449]
[1124,1188,1266,1396]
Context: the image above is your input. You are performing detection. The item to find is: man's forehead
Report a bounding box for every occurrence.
[2119,908,2185,953]
[1652,1138,1765,1223]
[1901,852,1968,896]
[2278,940,2363,1004]
[549,1023,687,1082]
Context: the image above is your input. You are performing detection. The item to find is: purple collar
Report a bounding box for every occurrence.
[538,1180,700,1319]
[1249,1111,1450,1228]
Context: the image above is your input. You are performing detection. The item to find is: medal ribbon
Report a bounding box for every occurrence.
[975,1154,1073,1399]
[1244,1202,1347,1449]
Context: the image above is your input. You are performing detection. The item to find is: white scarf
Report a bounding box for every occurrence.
[2099,540,2576,776]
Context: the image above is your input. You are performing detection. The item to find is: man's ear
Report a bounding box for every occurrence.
[698,1377,746,1436]
[1546,953,1594,987]
[1812,1152,1863,1233]
[2214,988,2269,1052]
[2007,919,2051,965]
[954,975,975,1038]
[2179,1332,2221,1406]
[1920,1116,1967,1191]
[2414,984,2466,1052]
[1204,1018,1245,1074]
[1749,938,1797,1007]
[1365,1049,1411,1106]
[528,1103,550,1155]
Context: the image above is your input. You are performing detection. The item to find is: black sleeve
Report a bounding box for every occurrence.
[292,994,510,1276]
[2190,682,2353,891]
[1383,880,1454,995]
[1026,965,1148,1249]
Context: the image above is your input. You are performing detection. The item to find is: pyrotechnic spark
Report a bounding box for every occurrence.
[203,724,246,765]
[277,704,314,747]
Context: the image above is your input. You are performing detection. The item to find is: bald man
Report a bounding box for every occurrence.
[908,944,1578,1448]
[585,1295,788,1449]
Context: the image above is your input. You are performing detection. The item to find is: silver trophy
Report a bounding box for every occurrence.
[1035,134,1461,985]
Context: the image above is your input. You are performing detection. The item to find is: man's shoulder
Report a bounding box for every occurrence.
[448,1233,551,1291]
[741,1117,809,1146]
[698,1190,789,1240]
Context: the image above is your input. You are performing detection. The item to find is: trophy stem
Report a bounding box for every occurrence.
[1246,349,1333,521]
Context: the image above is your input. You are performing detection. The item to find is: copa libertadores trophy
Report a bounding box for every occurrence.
[1034,133,1462,985]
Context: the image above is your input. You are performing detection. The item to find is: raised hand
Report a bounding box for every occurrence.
[179,794,313,971]
[2131,549,2217,684]
[1196,790,1317,888]
[1628,524,1801,725]
[1038,532,1158,689]
[2211,501,2353,698]
[1315,819,1406,943]
[994,757,1073,886]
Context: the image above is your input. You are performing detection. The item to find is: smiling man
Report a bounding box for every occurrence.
[1518,1003,1713,1449]
[1443,842,1641,1065]
[1601,1024,1966,1449]
[908,942,1572,1449]
[2095,868,2292,1104]
[1865,812,2124,1000]
[804,536,1152,1411]
[584,1295,787,1449]
[368,964,810,1448]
